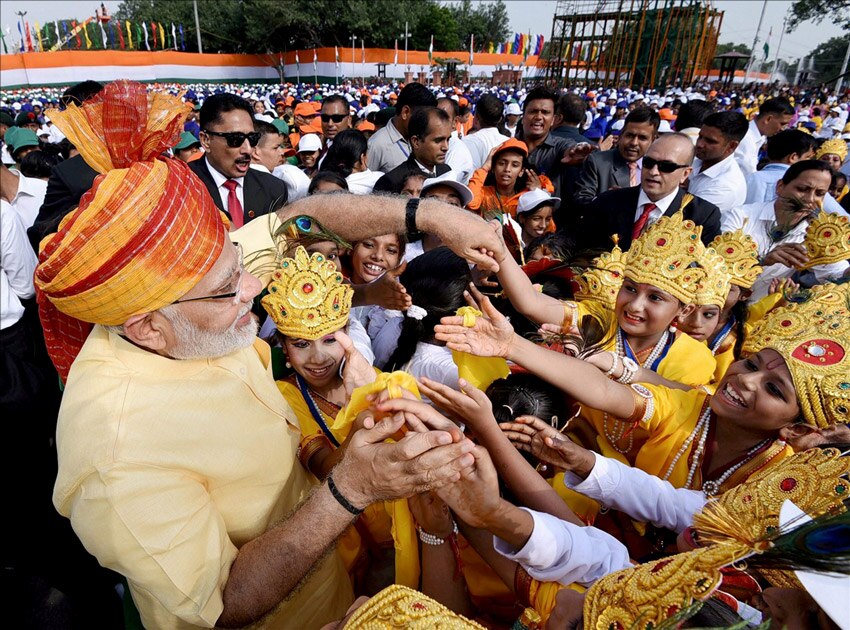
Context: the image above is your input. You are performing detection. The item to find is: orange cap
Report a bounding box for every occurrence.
[658,108,676,121]
[493,138,529,158]
[294,102,316,117]
[357,121,376,131]
[458,97,469,107]
[306,117,324,134]
[709,90,717,97]
[311,101,322,112]
[284,95,294,106]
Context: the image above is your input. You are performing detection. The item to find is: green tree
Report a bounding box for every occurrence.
[448,0,509,52]
[806,34,850,81]
[412,3,460,51]
[710,42,751,69]
[788,0,850,32]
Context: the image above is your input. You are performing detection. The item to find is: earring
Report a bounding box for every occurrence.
[285,360,292,369]
[669,321,678,333]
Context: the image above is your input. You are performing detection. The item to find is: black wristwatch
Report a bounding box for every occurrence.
[405,196,423,240]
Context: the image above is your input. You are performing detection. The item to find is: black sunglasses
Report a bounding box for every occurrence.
[642,156,690,173]
[203,129,261,148]
[320,113,348,123]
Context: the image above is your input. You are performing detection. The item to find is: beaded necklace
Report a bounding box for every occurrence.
[661,397,775,496]
[296,373,342,447]
[604,328,672,455]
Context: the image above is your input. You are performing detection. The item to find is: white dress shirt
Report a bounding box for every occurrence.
[205,160,244,214]
[562,452,706,534]
[721,200,849,301]
[744,162,787,204]
[734,119,765,178]
[1,200,37,330]
[493,507,632,585]
[272,163,311,201]
[445,135,474,185]
[463,127,509,171]
[7,172,48,229]
[635,186,679,228]
[688,154,747,215]
[346,169,384,195]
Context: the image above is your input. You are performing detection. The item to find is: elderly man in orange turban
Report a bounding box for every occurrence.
[38,81,504,629]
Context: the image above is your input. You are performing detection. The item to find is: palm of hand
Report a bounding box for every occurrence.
[469,316,514,358]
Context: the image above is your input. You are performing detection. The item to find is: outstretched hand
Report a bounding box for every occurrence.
[434,283,516,358]
[364,261,412,310]
[498,416,595,477]
[418,377,499,437]
[561,142,594,166]
[435,445,503,529]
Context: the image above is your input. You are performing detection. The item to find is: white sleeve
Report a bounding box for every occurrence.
[273,164,310,202]
[811,260,850,282]
[720,205,745,233]
[445,139,474,185]
[347,316,375,366]
[493,508,632,585]
[1,200,37,299]
[563,454,706,533]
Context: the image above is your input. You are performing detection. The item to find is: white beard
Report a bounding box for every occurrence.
[161,304,258,360]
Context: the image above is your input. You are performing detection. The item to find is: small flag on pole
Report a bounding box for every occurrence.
[469,34,474,66]
[335,45,340,71]
[763,27,771,59]
[142,21,150,50]
[313,48,318,75]
[361,39,365,64]
[394,39,398,65]
[428,35,433,64]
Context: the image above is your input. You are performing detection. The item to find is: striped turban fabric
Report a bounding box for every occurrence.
[35,80,227,381]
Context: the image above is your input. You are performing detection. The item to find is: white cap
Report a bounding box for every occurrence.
[420,173,474,207]
[32,100,43,107]
[254,113,274,123]
[505,102,522,116]
[611,119,625,132]
[516,189,560,214]
[11,102,21,110]
[658,120,673,133]
[297,133,322,153]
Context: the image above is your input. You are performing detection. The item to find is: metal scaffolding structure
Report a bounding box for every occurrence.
[541,0,723,88]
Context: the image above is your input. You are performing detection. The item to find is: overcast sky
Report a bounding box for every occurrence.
[1,0,845,62]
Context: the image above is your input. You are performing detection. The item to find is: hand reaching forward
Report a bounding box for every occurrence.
[498,416,595,477]
[373,395,465,442]
[417,377,499,437]
[435,445,503,529]
[334,331,377,399]
[561,142,594,166]
[333,415,476,509]
[434,283,516,358]
[363,261,412,310]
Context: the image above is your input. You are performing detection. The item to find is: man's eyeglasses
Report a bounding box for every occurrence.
[642,156,690,173]
[172,244,246,305]
[203,129,261,148]
[320,113,348,123]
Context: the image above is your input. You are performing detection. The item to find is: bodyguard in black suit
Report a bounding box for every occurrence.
[373,107,453,194]
[193,94,288,226]
[577,133,721,251]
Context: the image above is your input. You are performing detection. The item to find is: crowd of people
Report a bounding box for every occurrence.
[2,74,850,630]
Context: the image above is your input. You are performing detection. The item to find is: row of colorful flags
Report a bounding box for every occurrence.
[488,33,545,58]
[562,42,603,62]
[11,19,187,53]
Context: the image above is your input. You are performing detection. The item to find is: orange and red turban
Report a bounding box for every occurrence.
[35,80,228,381]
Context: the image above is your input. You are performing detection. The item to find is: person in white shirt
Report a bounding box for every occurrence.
[463,94,510,171]
[437,97,475,185]
[734,97,794,177]
[0,163,48,229]
[504,102,522,138]
[319,128,384,194]
[721,161,849,301]
[250,120,310,201]
[0,199,36,333]
[744,129,817,203]
[689,111,749,215]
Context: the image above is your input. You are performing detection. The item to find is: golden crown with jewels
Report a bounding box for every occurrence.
[261,246,352,340]
[694,247,731,308]
[710,228,762,289]
[574,235,626,308]
[582,543,749,630]
[624,211,706,304]
[744,282,850,428]
[815,137,848,162]
[342,585,485,629]
[801,211,850,269]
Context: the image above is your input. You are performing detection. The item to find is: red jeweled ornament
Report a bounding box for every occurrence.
[779,478,797,492]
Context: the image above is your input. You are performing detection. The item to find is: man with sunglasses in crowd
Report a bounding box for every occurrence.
[320,94,351,149]
[577,132,721,250]
[190,93,289,228]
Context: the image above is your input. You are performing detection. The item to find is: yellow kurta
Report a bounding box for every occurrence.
[53,327,352,629]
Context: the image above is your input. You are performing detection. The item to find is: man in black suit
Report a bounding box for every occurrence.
[550,93,589,145]
[190,93,287,227]
[577,132,721,251]
[373,107,452,194]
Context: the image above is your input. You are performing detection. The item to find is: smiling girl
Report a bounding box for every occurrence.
[493,212,717,464]
[349,234,405,285]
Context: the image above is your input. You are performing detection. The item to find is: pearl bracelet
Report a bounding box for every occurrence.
[417,520,459,546]
[604,351,620,377]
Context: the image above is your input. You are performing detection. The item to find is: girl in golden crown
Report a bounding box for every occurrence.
[491,212,716,467]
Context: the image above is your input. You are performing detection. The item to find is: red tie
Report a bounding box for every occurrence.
[223,179,243,229]
[632,203,657,240]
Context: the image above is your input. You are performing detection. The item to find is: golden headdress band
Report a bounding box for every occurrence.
[694,247,731,308]
[261,246,353,340]
[744,282,850,428]
[574,235,626,308]
[623,211,706,304]
[582,543,749,630]
[802,211,850,269]
[815,137,848,162]
[710,228,762,289]
[343,585,484,629]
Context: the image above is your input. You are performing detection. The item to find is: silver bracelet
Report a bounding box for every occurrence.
[617,357,639,384]
[604,351,620,378]
[417,520,459,545]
